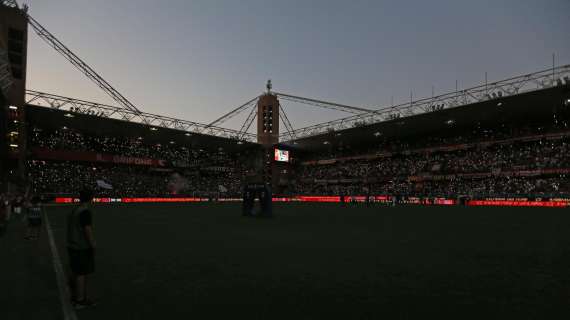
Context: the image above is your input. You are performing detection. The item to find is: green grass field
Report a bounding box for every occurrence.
[4,203,570,319]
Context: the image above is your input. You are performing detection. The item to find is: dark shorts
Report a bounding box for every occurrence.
[28,218,42,227]
[68,248,95,275]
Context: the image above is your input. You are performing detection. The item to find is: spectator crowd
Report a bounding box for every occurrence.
[24,121,570,198]
[294,123,570,197]
[27,129,251,197]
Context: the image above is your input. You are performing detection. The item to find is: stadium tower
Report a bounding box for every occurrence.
[257,80,280,186]
[0,2,28,189]
[257,80,280,145]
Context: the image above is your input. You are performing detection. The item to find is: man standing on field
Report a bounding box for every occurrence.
[25,196,43,240]
[67,190,97,309]
[0,194,7,237]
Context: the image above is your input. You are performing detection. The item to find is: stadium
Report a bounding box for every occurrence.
[1,0,570,319]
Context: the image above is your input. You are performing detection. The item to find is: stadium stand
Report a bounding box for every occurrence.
[293,121,570,198]
[21,76,570,202]
[25,116,570,199]
[27,128,250,197]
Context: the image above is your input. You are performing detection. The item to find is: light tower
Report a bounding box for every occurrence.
[254,80,280,188]
[257,80,280,145]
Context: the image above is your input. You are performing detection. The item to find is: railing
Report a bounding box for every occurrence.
[25,90,257,142]
[282,65,570,140]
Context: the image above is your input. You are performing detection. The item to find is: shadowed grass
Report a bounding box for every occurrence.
[44,203,570,319]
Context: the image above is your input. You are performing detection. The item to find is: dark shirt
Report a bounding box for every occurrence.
[80,209,92,228]
[28,206,42,220]
[0,202,5,223]
[67,206,93,250]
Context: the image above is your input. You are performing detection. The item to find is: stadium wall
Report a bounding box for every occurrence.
[1,4,28,181]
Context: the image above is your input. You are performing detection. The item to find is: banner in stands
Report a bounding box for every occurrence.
[32,148,167,167]
[467,200,568,207]
[203,166,232,172]
[301,131,570,166]
[409,168,570,182]
[55,197,206,203]
[401,197,457,205]
[55,196,392,204]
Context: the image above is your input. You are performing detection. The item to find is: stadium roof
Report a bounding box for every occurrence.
[26,83,570,154]
[282,84,570,152]
[25,104,259,153]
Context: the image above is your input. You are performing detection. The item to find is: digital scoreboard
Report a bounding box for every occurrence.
[274,149,290,162]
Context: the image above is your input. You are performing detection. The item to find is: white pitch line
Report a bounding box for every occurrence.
[45,212,79,320]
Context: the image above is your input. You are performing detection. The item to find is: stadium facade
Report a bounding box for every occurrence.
[1,2,27,191]
[3,1,570,206]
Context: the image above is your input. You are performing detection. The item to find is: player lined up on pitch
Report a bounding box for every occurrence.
[66,189,97,310]
[0,194,7,237]
[24,196,43,240]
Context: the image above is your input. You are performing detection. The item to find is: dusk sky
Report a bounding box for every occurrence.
[25,0,570,132]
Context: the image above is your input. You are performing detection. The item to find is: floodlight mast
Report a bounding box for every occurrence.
[4,0,149,123]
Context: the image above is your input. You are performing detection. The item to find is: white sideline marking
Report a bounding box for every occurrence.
[45,213,78,320]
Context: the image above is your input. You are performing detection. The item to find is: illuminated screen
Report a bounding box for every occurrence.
[274,149,290,162]
[52,197,569,206]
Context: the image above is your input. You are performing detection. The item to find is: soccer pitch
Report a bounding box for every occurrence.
[41,203,569,319]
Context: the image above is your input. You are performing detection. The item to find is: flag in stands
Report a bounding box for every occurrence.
[96,180,113,190]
